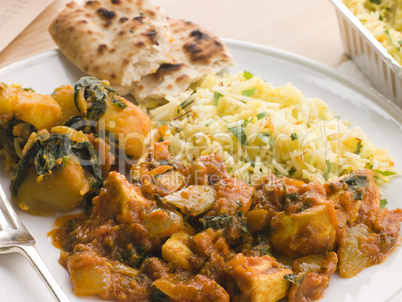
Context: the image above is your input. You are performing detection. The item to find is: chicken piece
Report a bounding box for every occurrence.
[154,274,230,302]
[189,155,228,185]
[337,208,402,278]
[163,185,216,216]
[63,250,152,301]
[139,257,170,281]
[325,169,381,242]
[162,230,195,271]
[190,155,254,244]
[226,254,292,302]
[254,174,329,226]
[131,141,188,198]
[269,203,338,258]
[209,176,254,216]
[92,171,152,224]
[141,206,184,242]
[287,252,338,302]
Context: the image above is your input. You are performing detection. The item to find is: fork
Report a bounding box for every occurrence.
[0,185,70,302]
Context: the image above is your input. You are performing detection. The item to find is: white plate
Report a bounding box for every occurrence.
[0,40,402,302]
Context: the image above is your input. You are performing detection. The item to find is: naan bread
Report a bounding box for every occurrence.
[116,18,234,104]
[49,0,171,86]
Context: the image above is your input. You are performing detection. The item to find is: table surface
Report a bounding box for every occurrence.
[0,0,349,70]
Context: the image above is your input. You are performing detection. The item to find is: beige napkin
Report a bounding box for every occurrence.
[0,0,54,53]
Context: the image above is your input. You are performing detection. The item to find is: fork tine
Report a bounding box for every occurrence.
[0,184,21,229]
[0,200,10,230]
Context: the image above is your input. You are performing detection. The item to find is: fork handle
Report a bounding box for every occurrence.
[16,244,70,302]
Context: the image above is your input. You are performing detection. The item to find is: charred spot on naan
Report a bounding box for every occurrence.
[142,29,159,45]
[152,64,185,80]
[183,29,227,65]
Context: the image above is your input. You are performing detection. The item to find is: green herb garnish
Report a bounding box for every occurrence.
[256,112,268,120]
[354,141,363,154]
[245,159,255,167]
[205,119,215,127]
[375,170,397,176]
[214,92,222,107]
[177,93,195,113]
[256,132,270,145]
[242,87,257,97]
[380,198,388,208]
[243,70,254,79]
[111,97,127,109]
[323,160,332,180]
[384,28,394,46]
[228,124,248,146]
[290,133,298,140]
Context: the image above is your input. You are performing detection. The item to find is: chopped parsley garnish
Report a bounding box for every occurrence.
[256,132,270,145]
[369,0,381,4]
[241,117,253,127]
[153,194,163,203]
[200,214,233,229]
[354,141,363,154]
[284,274,303,285]
[214,92,222,107]
[228,124,248,146]
[243,70,254,79]
[177,92,195,113]
[245,158,255,167]
[256,112,268,120]
[384,28,394,46]
[380,198,388,208]
[205,119,215,127]
[323,160,332,180]
[242,87,257,97]
[375,170,397,176]
[290,133,298,140]
[111,97,128,109]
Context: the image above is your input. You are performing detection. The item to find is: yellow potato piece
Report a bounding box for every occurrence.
[98,97,152,158]
[14,158,90,215]
[51,84,80,124]
[0,83,62,130]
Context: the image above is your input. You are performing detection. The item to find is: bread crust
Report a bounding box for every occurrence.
[49,0,171,86]
[128,18,234,104]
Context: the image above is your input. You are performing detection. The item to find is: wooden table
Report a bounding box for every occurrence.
[0,0,349,70]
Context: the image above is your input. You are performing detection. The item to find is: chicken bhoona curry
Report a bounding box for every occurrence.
[0,76,401,302]
[52,141,402,302]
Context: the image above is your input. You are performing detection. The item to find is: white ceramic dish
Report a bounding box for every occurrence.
[0,39,402,302]
[330,0,402,107]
